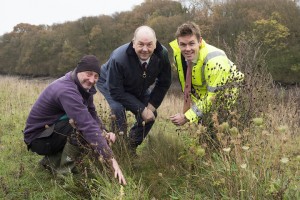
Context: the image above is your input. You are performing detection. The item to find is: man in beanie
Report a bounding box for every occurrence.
[24,55,126,185]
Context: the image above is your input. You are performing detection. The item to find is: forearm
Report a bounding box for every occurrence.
[184,93,215,122]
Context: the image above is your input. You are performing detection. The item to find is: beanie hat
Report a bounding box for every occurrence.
[76,55,100,75]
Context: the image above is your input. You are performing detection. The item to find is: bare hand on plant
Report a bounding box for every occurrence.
[110,158,127,185]
[105,132,116,143]
[170,113,188,126]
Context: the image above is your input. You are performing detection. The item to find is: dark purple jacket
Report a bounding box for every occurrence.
[24,71,112,159]
[99,41,171,114]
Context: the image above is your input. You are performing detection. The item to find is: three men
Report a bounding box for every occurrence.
[24,22,244,184]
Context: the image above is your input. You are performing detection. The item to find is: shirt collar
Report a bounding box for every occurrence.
[185,55,199,67]
[140,58,150,65]
[192,54,199,65]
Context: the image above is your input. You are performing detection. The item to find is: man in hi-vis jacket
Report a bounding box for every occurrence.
[170,22,244,126]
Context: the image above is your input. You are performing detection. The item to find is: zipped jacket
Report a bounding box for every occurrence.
[170,39,244,123]
[100,41,172,114]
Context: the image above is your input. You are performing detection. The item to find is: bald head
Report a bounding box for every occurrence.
[133,25,157,42]
[132,25,157,61]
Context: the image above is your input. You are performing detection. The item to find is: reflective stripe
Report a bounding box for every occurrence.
[207,85,222,93]
[201,51,226,85]
[204,51,226,63]
[191,104,203,118]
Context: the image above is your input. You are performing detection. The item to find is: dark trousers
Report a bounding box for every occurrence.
[29,120,74,155]
[97,77,157,148]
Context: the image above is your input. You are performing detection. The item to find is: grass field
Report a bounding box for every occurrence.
[0,75,299,199]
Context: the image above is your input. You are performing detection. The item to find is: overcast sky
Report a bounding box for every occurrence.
[1,0,144,35]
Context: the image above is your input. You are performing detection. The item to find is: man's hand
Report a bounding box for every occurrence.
[170,113,188,126]
[102,130,116,146]
[105,132,116,143]
[141,107,155,123]
[110,158,127,185]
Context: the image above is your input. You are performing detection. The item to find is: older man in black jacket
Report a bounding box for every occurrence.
[96,25,171,154]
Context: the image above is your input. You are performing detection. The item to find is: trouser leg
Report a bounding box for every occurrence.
[97,80,128,135]
[29,120,82,173]
[129,110,157,150]
[110,104,127,136]
[128,89,156,150]
[30,121,73,153]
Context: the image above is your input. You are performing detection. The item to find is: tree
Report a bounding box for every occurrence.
[57,40,81,76]
[252,12,289,51]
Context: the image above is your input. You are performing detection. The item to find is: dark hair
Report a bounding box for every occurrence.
[175,22,201,41]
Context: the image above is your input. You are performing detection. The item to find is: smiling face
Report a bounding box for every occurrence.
[177,34,201,63]
[77,71,99,90]
[132,26,157,61]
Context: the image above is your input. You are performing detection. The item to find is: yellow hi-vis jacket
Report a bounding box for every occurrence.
[170,39,244,123]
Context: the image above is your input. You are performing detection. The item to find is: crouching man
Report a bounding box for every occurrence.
[23,55,126,185]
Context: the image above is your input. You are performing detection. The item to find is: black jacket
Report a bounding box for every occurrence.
[100,41,172,114]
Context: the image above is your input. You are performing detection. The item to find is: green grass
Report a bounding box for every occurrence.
[0,75,299,199]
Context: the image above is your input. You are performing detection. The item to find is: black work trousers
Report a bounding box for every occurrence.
[29,120,74,156]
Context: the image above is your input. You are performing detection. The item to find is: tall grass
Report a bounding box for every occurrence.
[0,37,299,199]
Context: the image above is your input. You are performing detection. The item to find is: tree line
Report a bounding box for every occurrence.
[0,0,299,84]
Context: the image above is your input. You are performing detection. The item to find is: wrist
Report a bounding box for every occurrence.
[183,114,189,122]
[147,103,156,112]
[142,107,147,112]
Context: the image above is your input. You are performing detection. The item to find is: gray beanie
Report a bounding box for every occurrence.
[76,55,100,75]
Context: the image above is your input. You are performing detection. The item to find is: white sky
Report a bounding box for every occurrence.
[1,0,144,35]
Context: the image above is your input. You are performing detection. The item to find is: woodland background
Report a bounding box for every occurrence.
[0,0,300,84]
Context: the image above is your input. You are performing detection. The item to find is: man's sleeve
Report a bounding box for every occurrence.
[59,89,113,159]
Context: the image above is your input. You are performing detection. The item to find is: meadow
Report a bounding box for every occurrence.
[0,72,299,199]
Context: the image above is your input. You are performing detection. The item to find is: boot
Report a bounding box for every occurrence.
[39,152,62,174]
[55,141,82,175]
